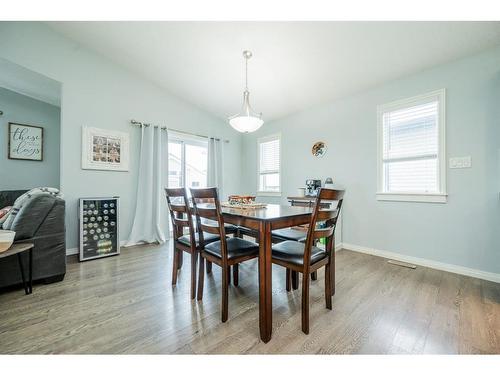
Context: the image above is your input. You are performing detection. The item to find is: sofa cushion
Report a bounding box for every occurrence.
[0,190,27,208]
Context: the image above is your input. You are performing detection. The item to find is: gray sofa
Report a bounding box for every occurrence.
[0,190,66,290]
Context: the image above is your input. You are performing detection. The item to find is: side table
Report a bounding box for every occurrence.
[0,242,35,294]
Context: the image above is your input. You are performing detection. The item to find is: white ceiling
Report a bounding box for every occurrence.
[47,22,500,122]
[0,57,61,107]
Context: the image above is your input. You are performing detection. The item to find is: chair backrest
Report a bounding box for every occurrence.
[190,187,228,259]
[165,188,195,247]
[303,188,345,270]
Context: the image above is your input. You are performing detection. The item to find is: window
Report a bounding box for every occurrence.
[168,133,208,190]
[258,134,281,195]
[377,89,446,203]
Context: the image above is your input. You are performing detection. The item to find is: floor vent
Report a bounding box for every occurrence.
[387,260,417,269]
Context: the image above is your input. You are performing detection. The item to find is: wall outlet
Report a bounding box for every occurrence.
[449,156,472,169]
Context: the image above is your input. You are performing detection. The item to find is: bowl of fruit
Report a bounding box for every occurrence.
[228,195,256,205]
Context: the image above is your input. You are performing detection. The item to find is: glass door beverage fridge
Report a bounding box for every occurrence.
[79,197,120,261]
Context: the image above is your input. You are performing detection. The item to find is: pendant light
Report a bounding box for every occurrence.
[228,50,264,133]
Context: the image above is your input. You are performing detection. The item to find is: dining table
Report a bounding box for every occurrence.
[219,203,313,343]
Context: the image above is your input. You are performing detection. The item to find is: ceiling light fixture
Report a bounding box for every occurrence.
[228,50,264,133]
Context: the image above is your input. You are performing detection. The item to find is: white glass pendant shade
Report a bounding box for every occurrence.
[228,51,264,133]
[229,116,264,133]
[229,90,264,133]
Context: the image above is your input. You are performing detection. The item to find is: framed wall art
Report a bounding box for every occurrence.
[81,126,130,171]
[8,122,43,161]
[311,141,327,158]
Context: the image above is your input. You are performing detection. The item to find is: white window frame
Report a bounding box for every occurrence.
[257,133,282,197]
[376,89,447,203]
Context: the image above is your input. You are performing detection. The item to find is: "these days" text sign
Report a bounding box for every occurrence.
[8,123,44,161]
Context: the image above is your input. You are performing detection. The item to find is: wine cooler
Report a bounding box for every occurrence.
[79,197,120,261]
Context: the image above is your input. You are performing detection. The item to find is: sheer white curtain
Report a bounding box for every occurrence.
[207,138,224,199]
[126,126,169,246]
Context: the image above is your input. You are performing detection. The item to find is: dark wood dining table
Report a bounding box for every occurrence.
[220,204,313,343]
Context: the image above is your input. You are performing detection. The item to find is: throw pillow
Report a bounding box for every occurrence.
[2,187,63,230]
[0,206,12,226]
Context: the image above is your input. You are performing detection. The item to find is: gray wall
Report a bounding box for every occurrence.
[0,87,60,189]
[242,46,500,274]
[0,22,242,249]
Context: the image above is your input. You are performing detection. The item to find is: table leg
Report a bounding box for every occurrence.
[291,270,299,290]
[29,248,33,294]
[178,250,184,269]
[258,221,272,343]
[331,236,336,296]
[17,253,29,295]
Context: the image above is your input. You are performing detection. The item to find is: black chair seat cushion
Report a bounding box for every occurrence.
[224,223,238,234]
[192,218,238,234]
[272,228,307,242]
[204,237,259,260]
[272,240,326,266]
[237,226,259,238]
[177,232,221,247]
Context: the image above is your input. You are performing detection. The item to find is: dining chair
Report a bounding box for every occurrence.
[271,197,318,243]
[190,187,260,322]
[165,187,223,299]
[272,197,329,283]
[189,197,239,278]
[272,227,324,284]
[271,188,344,334]
[271,227,315,286]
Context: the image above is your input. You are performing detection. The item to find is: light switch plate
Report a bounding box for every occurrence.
[449,156,472,169]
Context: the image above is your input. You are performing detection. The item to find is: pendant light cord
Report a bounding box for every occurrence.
[245,56,249,91]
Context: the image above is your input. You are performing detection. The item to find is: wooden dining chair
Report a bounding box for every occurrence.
[271,227,314,286]
[271,197,328,243]
[190,187,259,322]
[189,197,239,277]
[165,188,223,300]
[273,227,325,283]
[271,188,344,334]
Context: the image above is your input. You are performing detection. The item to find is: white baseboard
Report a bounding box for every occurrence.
[341,242,500,284]
[66,247,79,256]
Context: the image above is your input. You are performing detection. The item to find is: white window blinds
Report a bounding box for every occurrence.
[383,101,438,193]
[378,90,446,202]
[258,135,280,193]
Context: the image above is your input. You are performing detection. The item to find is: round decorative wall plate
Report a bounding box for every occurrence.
[312,141,327,157]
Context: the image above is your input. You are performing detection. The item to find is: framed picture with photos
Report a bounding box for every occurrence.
[8,122,44,161]
[81,126,130,171]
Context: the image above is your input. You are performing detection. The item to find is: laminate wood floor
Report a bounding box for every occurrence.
[0,243,498,354]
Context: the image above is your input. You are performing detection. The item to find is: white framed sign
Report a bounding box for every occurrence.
[81,126,130,171]
[8,122,43,161]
